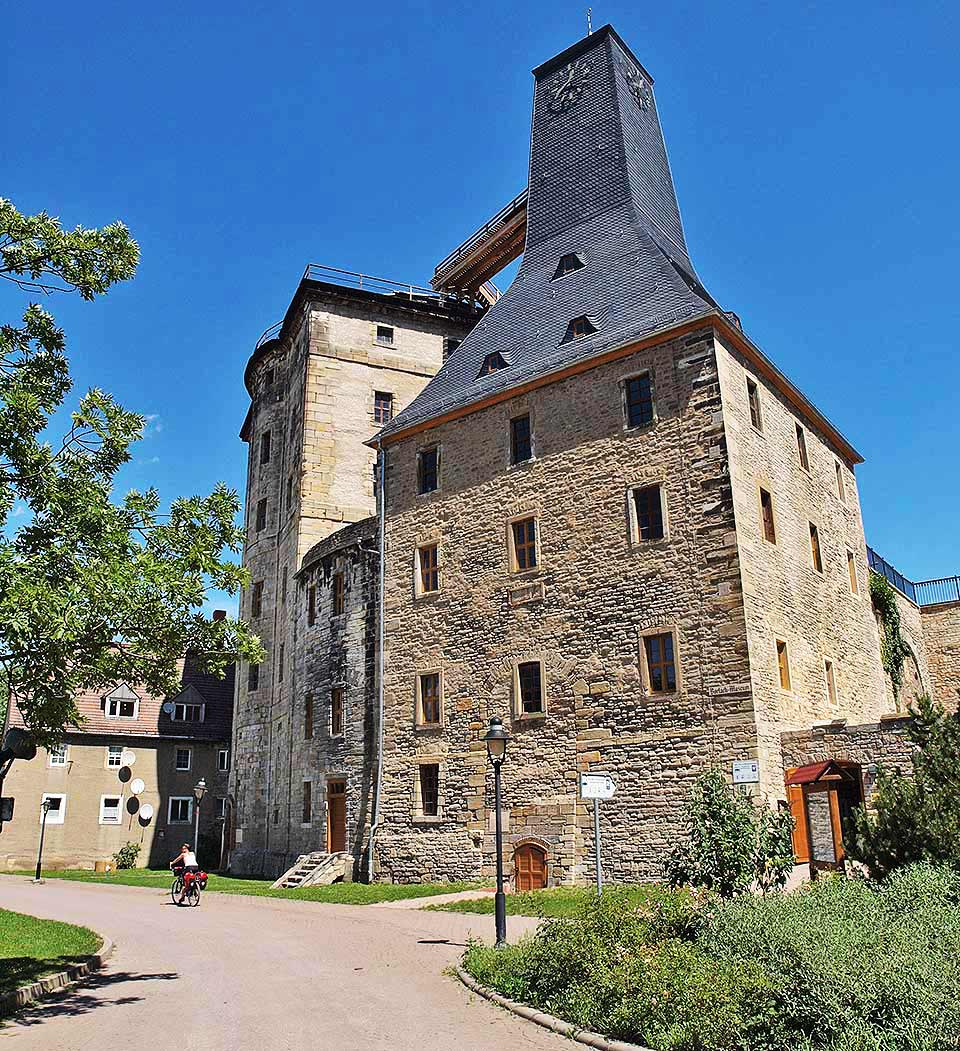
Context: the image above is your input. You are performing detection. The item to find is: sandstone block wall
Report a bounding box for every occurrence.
[922,602,960,712]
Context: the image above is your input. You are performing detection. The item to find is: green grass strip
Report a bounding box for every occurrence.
[0,907,101,1000]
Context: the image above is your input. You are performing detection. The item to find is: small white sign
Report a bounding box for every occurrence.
[732,760,760,785]
[580,773,616,800]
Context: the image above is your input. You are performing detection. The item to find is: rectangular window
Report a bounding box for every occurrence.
[624,374,654,429]
[376,325,394,345]
[759,488,776,544]
[510,414,532,464]
[644,632,677,693]
[40,794,66,825]
[331,687,344,737]
[809,523,823,573]
[631,484,665,541]
[511,517,538,572]
[835,462,846,504]
[417,543,439,594]
[255,498,267,532]
[777,639,792,690]
[418,673,441,726]
[286,475,294,512]
[747,378,763,431]
[374,391,394,424]
[175,747,192,771]
[251,580,263,618]
[847,550,859,594]
[48,743,67,767]
[168,797,193,824]
[172,703,204,722]
[248,663,260,691]
[417,446,439,494]
[307,584,317,626]
[260,430,271,465]
[795,424,809,471]
[517,661,544,715]
[100,795,122,825]
[278,642,285,683]
[106,695,137,718]
[419,764,439,817]
[218,748,229,772]
[107,745,124,768]
[216,798,227,820]
[281,566,288,605]
[305,696,314,740]
[825,659,838,707]
[333,572,345,616]
[302,781,312,825]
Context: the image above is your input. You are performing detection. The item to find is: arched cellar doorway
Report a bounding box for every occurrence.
[514,843,548,891]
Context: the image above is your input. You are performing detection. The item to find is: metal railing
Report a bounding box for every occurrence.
[867,546,960,607]
[867,547,917,603]
[432,188,528,286]
[255,320,282,350]
[302,264,477,307]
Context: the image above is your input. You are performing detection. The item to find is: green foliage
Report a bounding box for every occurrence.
[464,865,960,1051]
[667,767,795,898]
[870,571,913,699]
[112,842,141,869]
[0,199,263,743]
[846,695,960,879]
[427,884,665,917]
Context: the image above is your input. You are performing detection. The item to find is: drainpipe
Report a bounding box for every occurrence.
[367,441,386,883]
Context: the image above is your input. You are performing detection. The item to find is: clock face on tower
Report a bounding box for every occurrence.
[548,59,591,114]
[621,61,653,113]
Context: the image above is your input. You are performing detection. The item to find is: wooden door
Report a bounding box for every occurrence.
[514,844,547,891]
[327,781,346,853]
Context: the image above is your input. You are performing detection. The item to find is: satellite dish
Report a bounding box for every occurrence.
[130,777,145,795]
[138,803,154,821]
[121,749,136,766]
[162,701,174,714]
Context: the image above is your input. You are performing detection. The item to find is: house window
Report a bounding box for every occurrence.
[510,414,532,465]
[172,703,204,722]
[251,581,263,618]
[40,794,66,825]
[376,325,394,345]
[302,781,312,825]
[417,543,439,594]
[331,688,344,737]
[824,660,838,707]
[281,566,288,605]
[624,374,654,429]
[216,798,227,820]
[248,663,260,691]
[168,797,193,824]
[48,743,67,767]
[418,673,441,726]
[553,252,585,278]
[260,430,271,465]
[417,446,439,494]
[511,516,538,572]
[478,351,508,377]
[307,585,317,626]
[835,462,846,504]
[777,640,792,691]
[517,661,544,715]
[175,748,192,772]
[795,424,809,471]
[100,795,122,825]
[759,488,776,544]
[747,378,763,431]
[631,484,665,541]
[333,572,345,616]
[565,315,596,341]
[278,642,285,683]
[305,696,314,740]
[218,749,229,772]
[374,391,394,424]
[106,745,124,768]
[286,475,294,512]
[847,550,859,594]
[809,523,823,573]
[255,498,267,532]
[418,763,440,817]
[644,632,677,693]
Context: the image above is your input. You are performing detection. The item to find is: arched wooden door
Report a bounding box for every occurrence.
[514,844,548,891]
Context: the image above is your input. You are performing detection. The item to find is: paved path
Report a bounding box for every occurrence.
[0,877,563,1051]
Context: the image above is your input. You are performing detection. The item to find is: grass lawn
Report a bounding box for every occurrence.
[426,884,661,917]
[0,908,101,1005]
[9,868,483,905]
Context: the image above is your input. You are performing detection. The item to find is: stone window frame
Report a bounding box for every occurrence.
[834,461,847,505]
[619,369,658,432]
[512,657,547,721]
[776,638,793,693]
[330,686,346,739]
[795,423,810,473]
[412,759,443,822]
[307,582,317,626]
[823,657,839,709]
[808,520,824,575]
[301,780,313,827]
[259,429,271,466]
[414,539,441,598]
[48,742,68,768]
[757,484,777,546]
[278,641,285,684]
[250,580,264,619]
[248,662,260,692]
[507,511,541,576]
[41,793,66,825]
[508,408,536,469]
[626,480,669,546]
[414,668,444,730]
[416,443,442,497]
[746,377,764,434]
[373,390,395,425]
[846,548,860,596]
[638,624,683,696]
[332,570,346,618]
[167,796,193,825]
[99,794,123,826]
[175,747,192,772]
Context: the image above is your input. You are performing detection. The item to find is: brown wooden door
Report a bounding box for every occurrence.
[514,844,547,891]
[327,781,346,853]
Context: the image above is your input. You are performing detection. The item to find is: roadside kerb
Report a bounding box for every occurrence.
[455,964,653,1051]
[0,935,114,1015]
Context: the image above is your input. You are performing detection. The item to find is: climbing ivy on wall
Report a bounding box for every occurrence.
[870,570,913,699]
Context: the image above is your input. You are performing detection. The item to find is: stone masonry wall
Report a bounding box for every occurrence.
[884,588,931,711]
[378,327,760,886]
[922,602,960,712]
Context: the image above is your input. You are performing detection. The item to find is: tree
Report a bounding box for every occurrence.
[0,198,263,745]
[667,767,795,897]
[846,695,960,880]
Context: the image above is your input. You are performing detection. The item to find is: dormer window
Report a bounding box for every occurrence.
[477,351,509,378]
[104,684,139,719]
[553,252,585,279]
[563,315,596,342]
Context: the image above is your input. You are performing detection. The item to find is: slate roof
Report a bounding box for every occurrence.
[376,25,719,442]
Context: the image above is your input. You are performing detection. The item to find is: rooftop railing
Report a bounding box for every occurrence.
[867,546,959,607]
[302,264,479,308]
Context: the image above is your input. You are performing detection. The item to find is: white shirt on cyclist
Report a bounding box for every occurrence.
[182,851,198,868]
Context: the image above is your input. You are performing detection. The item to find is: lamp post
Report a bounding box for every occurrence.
[484,716,510,947]
[193,778,206,861]
[35,797,54,881]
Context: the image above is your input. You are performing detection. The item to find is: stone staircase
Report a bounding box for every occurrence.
[270,851,352,890]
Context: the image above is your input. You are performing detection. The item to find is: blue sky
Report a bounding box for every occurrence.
[3,0,958,604]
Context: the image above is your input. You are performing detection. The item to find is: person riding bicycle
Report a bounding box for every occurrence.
[170,843,199,879]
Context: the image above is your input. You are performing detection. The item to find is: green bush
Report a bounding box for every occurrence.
[112,842,141,869]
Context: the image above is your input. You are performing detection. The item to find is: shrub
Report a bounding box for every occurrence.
[112,842,141,869]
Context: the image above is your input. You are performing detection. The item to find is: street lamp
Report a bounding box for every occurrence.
[484,716,510,947]
[193,778,206,861]
[35,798,54,881]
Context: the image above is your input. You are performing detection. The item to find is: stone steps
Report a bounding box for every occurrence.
[270,851,352,890]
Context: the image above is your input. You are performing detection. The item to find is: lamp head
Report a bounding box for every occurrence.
[484,717,510,765]
[193,777,207,803]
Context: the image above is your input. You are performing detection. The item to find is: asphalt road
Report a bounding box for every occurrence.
[0,876,566,1051]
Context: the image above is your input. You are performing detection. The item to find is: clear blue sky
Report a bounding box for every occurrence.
[3,0,958,600]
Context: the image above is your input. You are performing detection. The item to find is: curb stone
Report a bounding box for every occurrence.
[0,935,114,1016]
[455,965,653,1051]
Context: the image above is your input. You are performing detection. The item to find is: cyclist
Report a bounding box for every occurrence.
[170,843,199,902]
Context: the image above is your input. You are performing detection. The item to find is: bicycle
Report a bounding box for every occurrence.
[170,869,204,906]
